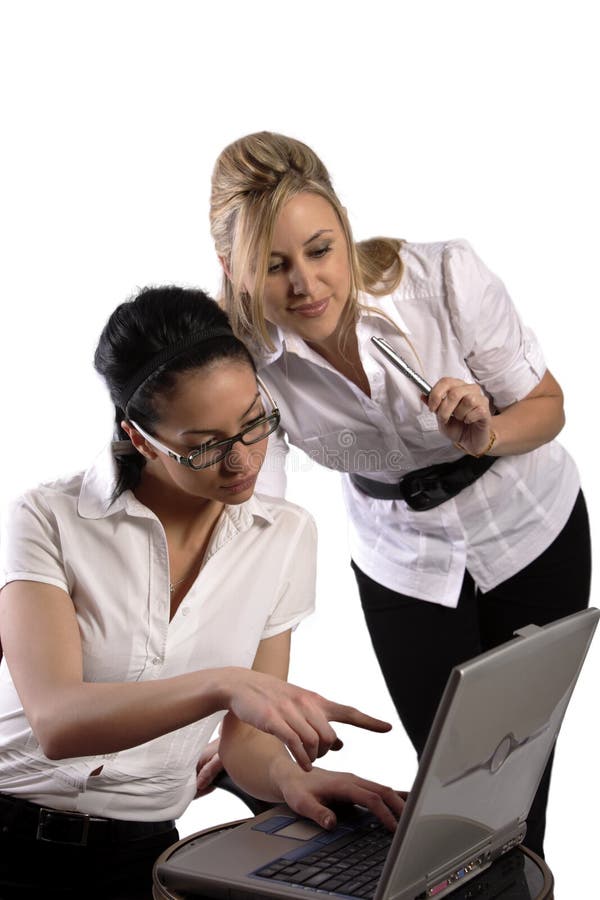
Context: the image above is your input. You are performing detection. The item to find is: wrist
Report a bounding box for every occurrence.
[269,751,300,798]
[455,428,497,458]
[210,666,244,711]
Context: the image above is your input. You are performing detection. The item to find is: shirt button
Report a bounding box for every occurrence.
[152,656,162,665]
[181,607,189,616]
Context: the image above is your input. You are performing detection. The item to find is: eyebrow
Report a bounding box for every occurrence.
[270,229,334,256]
[179,392,261,437]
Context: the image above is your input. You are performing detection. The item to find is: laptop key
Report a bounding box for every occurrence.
[257,865,287,877]
[284,865,323,884]
[277,865,303,877]
[338,879,366,895]
[319,875,352,892]
[355,887,378,899]
[304,871,337,888]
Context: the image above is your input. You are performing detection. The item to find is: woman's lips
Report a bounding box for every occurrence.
[221,472,257,494]
[290,297,330,317]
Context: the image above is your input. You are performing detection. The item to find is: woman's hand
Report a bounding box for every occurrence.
[195,738,224,797]
[276,763,406,832]
[426,377,493,456]
[221,668,392,772]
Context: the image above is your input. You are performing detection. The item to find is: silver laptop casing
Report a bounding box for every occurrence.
[156,608,598,900]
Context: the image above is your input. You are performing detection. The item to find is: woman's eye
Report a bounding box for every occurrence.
[268,260,284,274]
[243,410,267,429]
[310,244,332,259]
[187,438,218,453]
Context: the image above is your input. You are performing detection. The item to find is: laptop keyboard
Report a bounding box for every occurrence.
[253,815,392,898]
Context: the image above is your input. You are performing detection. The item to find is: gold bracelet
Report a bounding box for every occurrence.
[454,430,497,458]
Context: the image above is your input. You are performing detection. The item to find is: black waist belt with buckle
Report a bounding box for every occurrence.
[350,454,497,511]
[0,791,175,846]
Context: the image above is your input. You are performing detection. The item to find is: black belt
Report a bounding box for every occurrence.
[350,454,497,511]
[0,791,175,846]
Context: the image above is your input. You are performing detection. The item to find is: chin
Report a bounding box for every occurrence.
[296,317,340,343]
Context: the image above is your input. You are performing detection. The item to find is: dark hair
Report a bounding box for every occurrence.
[94,285,255,497]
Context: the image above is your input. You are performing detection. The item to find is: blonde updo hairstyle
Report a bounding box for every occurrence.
[210,131,404,353]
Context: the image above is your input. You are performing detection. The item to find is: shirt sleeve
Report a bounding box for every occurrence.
[260,509,317,640]
[442,239,546,407]
[0,492,70,593]
[255,426,289,498]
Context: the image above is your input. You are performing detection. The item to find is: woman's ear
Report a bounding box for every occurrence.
[121,421,157,461]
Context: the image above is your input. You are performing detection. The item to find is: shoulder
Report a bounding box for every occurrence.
[252,494,317,539]
[397,239,486,295]
[3,470,85,530]
[1,472,86,588]
[253,493,316,526]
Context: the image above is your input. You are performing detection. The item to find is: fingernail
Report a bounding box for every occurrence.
[322,815,334,829]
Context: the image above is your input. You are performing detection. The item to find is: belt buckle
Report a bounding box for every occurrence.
[402,473,450,511]
[36,807,91,845]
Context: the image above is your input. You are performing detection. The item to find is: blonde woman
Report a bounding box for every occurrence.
[207,131,591,858]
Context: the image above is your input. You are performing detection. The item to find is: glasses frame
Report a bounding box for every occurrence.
[129,375,280,470]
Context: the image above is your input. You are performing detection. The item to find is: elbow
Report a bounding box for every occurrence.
[551,397,566,440]
[41,735,75,761]
[31,711,80,760]
[35,727,70,761]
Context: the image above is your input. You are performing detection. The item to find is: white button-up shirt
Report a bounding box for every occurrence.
[256,240,580,607]
[0,444,316,820]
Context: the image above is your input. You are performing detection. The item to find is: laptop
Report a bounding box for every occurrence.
[156,608,599,900]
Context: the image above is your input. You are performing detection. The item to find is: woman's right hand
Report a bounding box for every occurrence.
[221,668,392,771]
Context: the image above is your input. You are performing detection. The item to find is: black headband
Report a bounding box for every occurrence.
[117,327,235,411]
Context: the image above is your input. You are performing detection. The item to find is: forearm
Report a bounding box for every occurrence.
[490,391,565,456]
[35,667,243,760]
[219,713,296,803]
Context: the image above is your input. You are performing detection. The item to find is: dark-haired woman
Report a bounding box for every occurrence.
[0,286,403,899]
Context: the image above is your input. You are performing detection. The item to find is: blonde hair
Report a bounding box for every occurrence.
[210,131,404,353]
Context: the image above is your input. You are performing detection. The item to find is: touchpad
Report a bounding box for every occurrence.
[275,820,324,840]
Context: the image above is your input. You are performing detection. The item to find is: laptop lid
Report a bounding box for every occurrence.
[376,607,599,900]
[156,608,598,900]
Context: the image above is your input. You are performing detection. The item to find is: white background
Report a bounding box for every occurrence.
[1,1,598,895]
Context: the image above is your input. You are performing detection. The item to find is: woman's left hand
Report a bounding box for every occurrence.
[426,377,493,456]
[277,764,406,832]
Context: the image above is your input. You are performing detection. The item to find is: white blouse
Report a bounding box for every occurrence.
[255,239,580,607]
[0,444,316,820]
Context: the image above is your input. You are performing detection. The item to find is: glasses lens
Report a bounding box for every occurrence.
[187,445,228,470]
[186,411,280,469]
[241,412,280,446]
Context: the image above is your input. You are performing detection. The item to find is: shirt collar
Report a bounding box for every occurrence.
[77,442,275,527]
[78,443,129,519]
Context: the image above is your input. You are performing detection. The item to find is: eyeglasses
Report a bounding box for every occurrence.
[129,376,280,470]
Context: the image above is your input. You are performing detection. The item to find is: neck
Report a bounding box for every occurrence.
[134,469,224,543]
[306,323,370,396]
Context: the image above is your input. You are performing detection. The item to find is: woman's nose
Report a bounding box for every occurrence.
[289,262,314,297]
[221,439,252,474]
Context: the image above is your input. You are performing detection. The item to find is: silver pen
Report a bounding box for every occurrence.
[371,336,432,396]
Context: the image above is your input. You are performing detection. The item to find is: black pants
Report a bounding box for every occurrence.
[352,490,591,859]
[0,814,178,899]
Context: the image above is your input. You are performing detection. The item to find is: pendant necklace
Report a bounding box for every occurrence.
[169,564,197,595]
